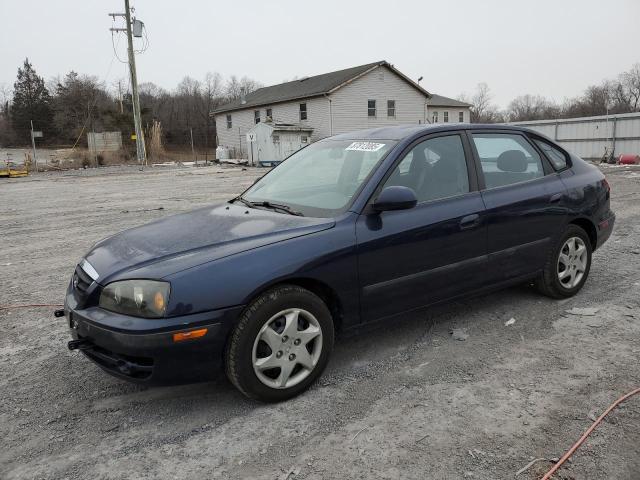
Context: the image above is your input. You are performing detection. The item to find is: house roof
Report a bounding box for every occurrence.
[427,94,472,108]
[213,61,430,114]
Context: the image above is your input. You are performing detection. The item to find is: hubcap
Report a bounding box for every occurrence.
[557,236,588,289]
[252,308,323,389]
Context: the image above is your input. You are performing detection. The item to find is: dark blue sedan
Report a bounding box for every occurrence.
[63,124,615,401]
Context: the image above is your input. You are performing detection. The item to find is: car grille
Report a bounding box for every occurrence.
[73,264,94,295]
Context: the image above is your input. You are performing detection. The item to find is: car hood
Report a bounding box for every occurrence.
[84,203,335,283]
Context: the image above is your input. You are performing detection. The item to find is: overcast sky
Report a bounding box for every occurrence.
[1,0,638,108]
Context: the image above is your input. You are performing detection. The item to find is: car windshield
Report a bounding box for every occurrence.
[239,139,396,217]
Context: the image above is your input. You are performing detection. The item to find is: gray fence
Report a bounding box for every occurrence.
[87,131,123,152]
[509,112,640,160]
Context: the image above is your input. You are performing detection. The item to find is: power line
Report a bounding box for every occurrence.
[111,31,129,64]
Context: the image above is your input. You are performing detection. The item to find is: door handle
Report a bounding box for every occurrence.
[549,193,563,203]
[460,214,481,230]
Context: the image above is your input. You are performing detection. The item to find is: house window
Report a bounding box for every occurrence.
[273,135,280,143]
[387,100,396,118]
[459,111,464,122]
[266,108,272,119]
[299,103,307,120]
[301,135,308,143]
[254,110,260,124]
[432,111,438,123]
[226,114,232,129]
[443,111,449,123]
[368,99,376,117]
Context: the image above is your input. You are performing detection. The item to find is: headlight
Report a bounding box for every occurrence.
[99,280,170,318]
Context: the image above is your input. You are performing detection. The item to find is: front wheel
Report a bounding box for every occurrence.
[536,224,592,298]
[225,285,334,402]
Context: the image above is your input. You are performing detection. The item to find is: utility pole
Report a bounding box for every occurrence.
[30,120,38,172]
[190,128,197,165]
[109,0,146,166]
[118,80,124,114]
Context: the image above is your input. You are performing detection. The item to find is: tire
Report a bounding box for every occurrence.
[536,224,592,298]
[225,285,334,402]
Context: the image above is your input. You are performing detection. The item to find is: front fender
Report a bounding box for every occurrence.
[164,214,360,327]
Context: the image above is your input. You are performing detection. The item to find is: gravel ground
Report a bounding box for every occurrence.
[1,163,639,480]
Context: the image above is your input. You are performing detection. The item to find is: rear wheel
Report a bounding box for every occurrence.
[225,285,334,402]
[536,224,592,298]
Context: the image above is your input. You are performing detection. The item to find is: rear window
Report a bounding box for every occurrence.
[533,138,569,170]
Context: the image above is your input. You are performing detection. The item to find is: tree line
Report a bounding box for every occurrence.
[1,59,639,150]
[460,63,640,123]
[0,58,261,150]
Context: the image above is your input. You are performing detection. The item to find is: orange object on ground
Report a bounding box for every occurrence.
[541,387,640,480]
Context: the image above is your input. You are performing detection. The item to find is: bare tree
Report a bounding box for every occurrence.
[0,83,15,145]
[225,75,262,100]
[621,63,640,111]
[461,83,504,123]
[506,94,559,121]
[472,83,491,122]
[201,72,224,152]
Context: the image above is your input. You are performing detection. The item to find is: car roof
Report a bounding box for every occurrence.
[327,123,535,142]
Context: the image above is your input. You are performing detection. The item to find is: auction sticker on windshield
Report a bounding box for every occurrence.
[346,142,386,152]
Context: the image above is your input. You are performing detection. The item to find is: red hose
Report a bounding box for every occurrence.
[0,303,63,310]
[542,387,640,479]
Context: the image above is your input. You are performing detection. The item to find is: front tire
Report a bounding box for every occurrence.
[536,224,592,298]
[225,285,334,402]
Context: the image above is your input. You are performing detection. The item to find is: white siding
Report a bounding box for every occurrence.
[328,65,427,134]
[214,64,434,157]
[215,109,255,158]
[266,97,331,141]
[427,107,470,124]
[215,97,329,158]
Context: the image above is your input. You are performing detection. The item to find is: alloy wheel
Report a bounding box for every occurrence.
[557,236,588,289]
[252,308,323,389]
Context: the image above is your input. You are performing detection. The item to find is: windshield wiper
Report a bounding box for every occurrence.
[233,197,304,216]
[233,196,254,209]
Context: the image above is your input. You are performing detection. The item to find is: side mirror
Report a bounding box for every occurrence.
[372,186,417,212]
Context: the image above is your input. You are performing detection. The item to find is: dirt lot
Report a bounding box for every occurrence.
[1,163,640,480]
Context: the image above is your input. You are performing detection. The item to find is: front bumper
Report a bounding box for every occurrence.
[65,301,244,385]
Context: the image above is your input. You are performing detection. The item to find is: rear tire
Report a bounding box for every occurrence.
[536,224,592,298]
[225,285,334,402]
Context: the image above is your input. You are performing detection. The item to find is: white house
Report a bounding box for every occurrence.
[213,61,470,158]
[428,94,473,124]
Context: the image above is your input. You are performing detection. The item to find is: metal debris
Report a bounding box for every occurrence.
[565,307,600,316]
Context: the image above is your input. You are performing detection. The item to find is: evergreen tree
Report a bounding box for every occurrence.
[11,58,53,143]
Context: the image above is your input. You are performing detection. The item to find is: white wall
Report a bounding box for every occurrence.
[427,107,470,124]
[215,97,329,158]
[509,112,640,160]
[214,64,432,157]
[328,65,428,134]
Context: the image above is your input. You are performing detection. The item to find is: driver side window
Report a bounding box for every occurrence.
[383,135,470,203]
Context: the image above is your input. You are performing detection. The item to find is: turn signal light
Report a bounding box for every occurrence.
[173,328,208,342]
